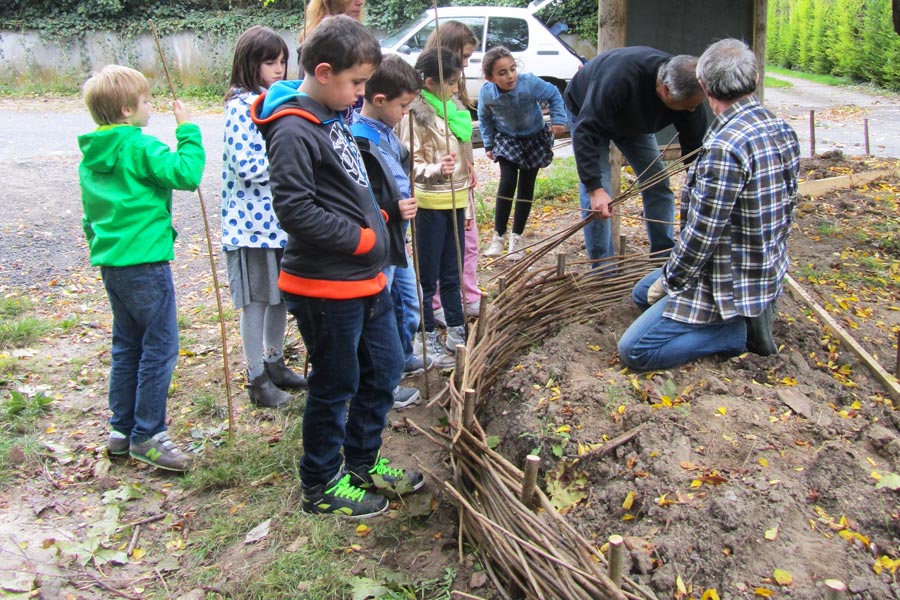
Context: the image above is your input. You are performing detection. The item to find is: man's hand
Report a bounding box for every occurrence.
[550,124,566,138]
[588,188,614,219]
[398,197,417,221]
[647,277,666,305]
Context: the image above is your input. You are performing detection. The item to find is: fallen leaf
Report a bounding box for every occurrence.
[356,524,372,538]
[764,526,778,541]
[773,568,793,586]
[622,491,635,510]
[701,590,721,600]
[875,472,900,490]
[754,587,774,597]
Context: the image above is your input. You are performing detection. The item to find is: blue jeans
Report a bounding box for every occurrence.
[415,208,465,331]
[386,261,421,360]
[101,262,178,445]
[618,268,747,370]
[285,287,403,488]
[568,111,675,263]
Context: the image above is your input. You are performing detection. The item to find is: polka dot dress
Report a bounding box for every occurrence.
[221,91,287,249]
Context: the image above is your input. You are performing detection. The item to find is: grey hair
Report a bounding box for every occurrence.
[696,38,758,101]
[656,55,701,100]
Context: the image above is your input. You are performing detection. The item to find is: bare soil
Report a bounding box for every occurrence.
[1,95,900,600]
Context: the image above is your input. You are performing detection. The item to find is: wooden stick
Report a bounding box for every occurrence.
[520,455,540,506]
[785,274,900,404]
[556,253,567,276]
[581,424,645,460]
[128,513,167,527]
[608,534,625,588]
[149,20,235,442]
[824,579,847,600]
[809,109,816,157]
[463,388,476,431]
[125,525,141,556]
[863,118,870,155]
[408,111,430,400]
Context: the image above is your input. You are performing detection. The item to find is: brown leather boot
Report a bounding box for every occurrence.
[264,357,308,389]
[247,371,293,408]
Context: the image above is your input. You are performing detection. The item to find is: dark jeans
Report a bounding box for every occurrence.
[101,262,178,445]
[415,207,465,331]
[285,287,403,488]
[494,158,539,236]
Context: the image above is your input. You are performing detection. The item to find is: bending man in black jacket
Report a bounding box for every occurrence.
[564,46,707,263]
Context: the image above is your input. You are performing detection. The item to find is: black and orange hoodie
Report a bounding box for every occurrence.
[251,81,389,300]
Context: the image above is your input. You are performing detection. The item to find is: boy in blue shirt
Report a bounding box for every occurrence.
[252,16,425,518]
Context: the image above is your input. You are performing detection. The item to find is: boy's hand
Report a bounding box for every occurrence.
[485,150,494,161]
[398,197,418,221]
[173,100,192,125]
[440,153,456,177]
[550,124,566,138]
[468,161,477,187]
[465,218,474,231]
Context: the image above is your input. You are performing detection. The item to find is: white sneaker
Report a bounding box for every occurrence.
[446,325,466,352]
[433,307,447,329]
[413,331,424,358]
[465,299,481,318]
[507,233,525,262]
[484,232,507,257]
[425,330,456,369]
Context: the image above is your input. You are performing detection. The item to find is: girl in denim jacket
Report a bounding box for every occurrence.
[478,46,567,261]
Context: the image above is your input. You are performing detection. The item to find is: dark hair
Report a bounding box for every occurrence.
[414,47,462,87]
[225,26,289,102]
[482,45,514,79]
[364,54,421,102]
[300,15,381,76]
[424,21,477,108]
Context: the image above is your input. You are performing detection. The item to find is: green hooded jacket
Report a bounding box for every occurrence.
[78,123,205,267]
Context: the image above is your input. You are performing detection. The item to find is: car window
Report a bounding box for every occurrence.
[486,17,529,53]
[404,17,486,53]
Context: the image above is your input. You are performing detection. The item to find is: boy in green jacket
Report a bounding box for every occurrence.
[78,65,205,472]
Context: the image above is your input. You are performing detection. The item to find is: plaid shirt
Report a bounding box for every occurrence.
[662,96,800,324]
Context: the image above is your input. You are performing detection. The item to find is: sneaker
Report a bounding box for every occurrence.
[349,454,425,497]
[412,331,425,359]
[129,432,193,472]
[392,385,421,409]
[446,325,466,353]
[485,231,507,257]
[107,430,129,456]
[433,307,447,329]
[746,302,778,356]
[302,471,389,519]
[465,299,482,319]
[507,233,525,261]
[403,353,433,378]
[425,330,456,369]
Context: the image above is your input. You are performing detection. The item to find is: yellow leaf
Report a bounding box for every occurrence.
[356,524,372,537]
[649,450,660,458]
[717,406,727,415]
[780,376,797,386]
[851,400,862,410]
[588,344,601,351]
[622,513,634,521]
[623,491,635,510]
[556,425,571,434]
[754,588,774,597]
[131,547,146,560]
[764,526,778,541]
[690,479,703,488]
[45,424,56,434]
[617,405,626,415]
[676,575,687,594]
[758,458,769,467]
[773,568,793,586]
[701,590,721,600]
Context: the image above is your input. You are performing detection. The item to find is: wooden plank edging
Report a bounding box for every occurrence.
[798,168,900,196]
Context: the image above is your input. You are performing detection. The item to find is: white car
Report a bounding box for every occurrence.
[379,1,586,103]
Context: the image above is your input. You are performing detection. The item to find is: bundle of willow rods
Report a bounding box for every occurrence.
[408,155,694,599]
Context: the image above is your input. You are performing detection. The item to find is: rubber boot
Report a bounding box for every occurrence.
[247,370,293,408]
[264,357,308,389]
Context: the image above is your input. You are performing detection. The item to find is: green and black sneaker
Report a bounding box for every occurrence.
[349,454,425,498]
[302,472,389,519]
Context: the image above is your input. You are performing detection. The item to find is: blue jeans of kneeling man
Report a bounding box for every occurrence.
[285,287,403,488]
[618,268,747,371]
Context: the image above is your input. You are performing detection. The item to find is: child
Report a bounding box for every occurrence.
[221,26,306,410]
[78,65,205,472]
[398,48,471,367]
[251,15,424,519]
[424,22,483,322]
[349,56,444,393]
[479,46,567,261]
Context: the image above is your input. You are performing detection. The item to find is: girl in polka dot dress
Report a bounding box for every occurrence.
[221,26,307,408]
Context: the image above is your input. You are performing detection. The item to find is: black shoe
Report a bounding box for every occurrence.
[302,471,389,519]
[348,453,425,498]
[264,358,308,389]
[746,303,778,356]
[247,371,293,408]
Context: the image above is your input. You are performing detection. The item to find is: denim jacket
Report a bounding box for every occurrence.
[477,73,566,150]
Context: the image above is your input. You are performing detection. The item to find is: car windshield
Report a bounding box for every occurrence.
[380,11,429,47]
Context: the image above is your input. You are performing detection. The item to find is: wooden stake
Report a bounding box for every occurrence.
[520,455,540,506]
[149,21,235,442]
[864,118,871,155]
[895,329,899,379]
[455,345,467,390]
[475,297,488,344]
[463,388,476,430]
[824,579,847,600]
[809,110,816,157]
[555,253,567,276]
[608,534,624,588]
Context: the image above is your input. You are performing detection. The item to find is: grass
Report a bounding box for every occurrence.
[766,65,851,87]
[0,388,54,487]
[0,296,51,348]
[475,156,580,225]
[764,75,792,89]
